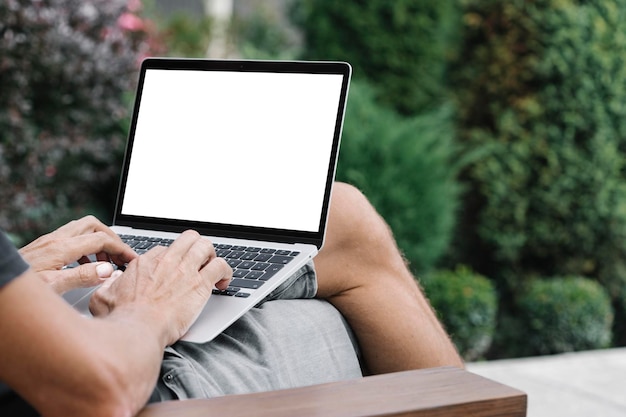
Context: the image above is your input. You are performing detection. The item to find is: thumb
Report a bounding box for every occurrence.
[48,262,116,294]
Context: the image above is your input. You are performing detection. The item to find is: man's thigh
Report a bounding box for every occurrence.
[151,263,362,401]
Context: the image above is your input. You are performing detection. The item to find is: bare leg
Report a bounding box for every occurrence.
[315,183,464,374]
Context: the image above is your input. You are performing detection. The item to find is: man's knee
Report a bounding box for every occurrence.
[317,182,413,298]
[330,182,391,241]
[329,182,398,256]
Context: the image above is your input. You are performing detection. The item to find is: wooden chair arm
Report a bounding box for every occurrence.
[137,366,527,417]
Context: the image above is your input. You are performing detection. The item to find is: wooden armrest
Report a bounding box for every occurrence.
[137,366,527,417]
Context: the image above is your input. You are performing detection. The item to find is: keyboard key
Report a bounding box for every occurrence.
[227,259,242,268]
[233,270,249,278]
[258,264,284,281]
[239,261,255,269]
[253,253,272,262]
[268,255,293,265]
[230,279,265,289]
[135,241,155,250]
[216,249,231,257]
[251,262,270,271]
[245,270,264,280]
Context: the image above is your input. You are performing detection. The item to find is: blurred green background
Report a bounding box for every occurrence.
[2,0,624,360]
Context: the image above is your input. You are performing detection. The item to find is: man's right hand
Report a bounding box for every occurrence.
[89,230,232,346]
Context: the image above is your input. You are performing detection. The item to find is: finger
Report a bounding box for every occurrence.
[52,215,118,239]
[141,244,168,261]
[182,232,216,265]
[48,217,135,266]
[45,262,116,294]
[200,257,232,290]
[186,237,216,269]
[166,230,215,267]
[60,233,137,267]
[89,269,124,316]
[167,230,202,254]
[99,269,124,290]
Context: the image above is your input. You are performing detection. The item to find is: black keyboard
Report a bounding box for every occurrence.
[118,235,298,298]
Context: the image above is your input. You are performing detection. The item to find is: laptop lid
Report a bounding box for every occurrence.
[113,58,352,249]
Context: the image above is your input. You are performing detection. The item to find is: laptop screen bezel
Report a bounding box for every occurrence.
[113,58,351,249]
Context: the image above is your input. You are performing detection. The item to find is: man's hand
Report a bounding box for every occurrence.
[19,216,137,294]
[89,230,232,345]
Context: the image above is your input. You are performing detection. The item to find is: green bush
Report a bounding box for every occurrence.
[0,0,155,243]
[450,0,626,307]
[158,13,213,58]
[293,0,460,115]
[421,266,497,361]
[337,80,460,273]
[516,277,613,355]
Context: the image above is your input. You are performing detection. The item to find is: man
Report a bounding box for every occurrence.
[0,182,462,416]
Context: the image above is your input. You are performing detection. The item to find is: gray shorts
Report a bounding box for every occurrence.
[150,262,362,402]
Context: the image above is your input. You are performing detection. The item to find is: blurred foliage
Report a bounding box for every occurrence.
[158,13,213,57]
[153,3,300,60]
[293,0,460,115]
[232,4,301,60]
[337,80,461,273]
[514,277,613,355]
[449,0,626,343]
[422,266,497,361]
[0,0,156,244]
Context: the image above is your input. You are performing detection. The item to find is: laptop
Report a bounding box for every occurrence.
[63,57,352,343]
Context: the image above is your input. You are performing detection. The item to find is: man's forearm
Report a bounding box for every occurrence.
[0,272,165,417]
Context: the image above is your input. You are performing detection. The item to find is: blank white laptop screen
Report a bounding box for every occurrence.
[120,69,344,232]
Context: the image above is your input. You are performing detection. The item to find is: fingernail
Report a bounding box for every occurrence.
[96,263,114,279]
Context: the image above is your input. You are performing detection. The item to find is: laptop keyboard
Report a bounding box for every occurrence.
[118,235,299,298]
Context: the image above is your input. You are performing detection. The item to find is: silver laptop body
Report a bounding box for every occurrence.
[64,58,352,343]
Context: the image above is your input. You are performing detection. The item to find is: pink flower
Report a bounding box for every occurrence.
[117,12,144,31]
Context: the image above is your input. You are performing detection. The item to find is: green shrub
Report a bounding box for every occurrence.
[422,266,497,361]
[516,276,613,355]
[450,0,626,306]
[337,80,460,273]
[293,0,460,115]
[0,0,156,243]
[158,13,213,58]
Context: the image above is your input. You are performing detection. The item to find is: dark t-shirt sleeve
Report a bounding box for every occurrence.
[0,231,29,288]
